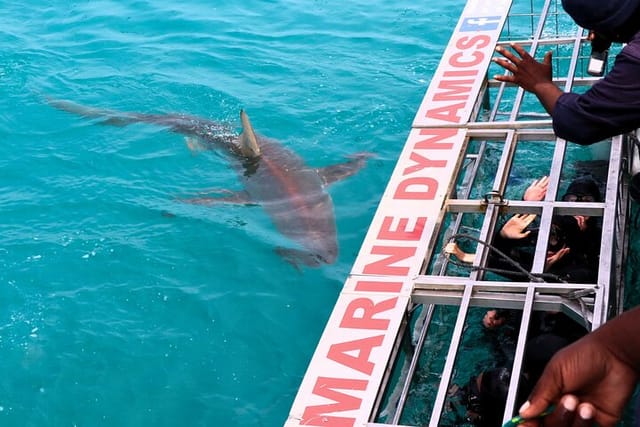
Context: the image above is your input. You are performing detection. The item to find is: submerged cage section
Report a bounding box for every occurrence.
[375,128,631,426]
[286,0,634,426]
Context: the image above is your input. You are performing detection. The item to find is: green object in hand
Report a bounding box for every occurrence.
[502,405,556,426]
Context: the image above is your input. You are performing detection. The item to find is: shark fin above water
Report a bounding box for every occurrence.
[238,110,261,158]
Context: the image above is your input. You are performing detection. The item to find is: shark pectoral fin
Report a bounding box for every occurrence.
[317,152,375,187]
[238,109,261,158]
[275,247,324,270]
[184,136,206,154]
[179,190,255,205]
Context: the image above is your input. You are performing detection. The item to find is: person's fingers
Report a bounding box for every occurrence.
[511,42,531,60]
[547,248,568,265]
[444,242,457,255]
[531,176,545,186]
[493,57,518,73]
[536,395,578,426]
[519,361,566,420]
[549,247,570,263]
[574,215,587,230]
[519,394,558,420]
[493,72,515,83]
[495,45,520,63]
[512,214,533,227]
[572,403,596,427]
[543,50,553,66]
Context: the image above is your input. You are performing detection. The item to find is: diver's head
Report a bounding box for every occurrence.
[482,309,510,329]
[464,367,527,426]
[479,367,511,403]
[562,0,640,42]
[562,177,602,203]
[464,368,509,426]
[548,214,583,252]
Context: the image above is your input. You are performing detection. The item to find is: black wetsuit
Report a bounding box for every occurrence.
[488,217,600,283]
[488,177,603,284]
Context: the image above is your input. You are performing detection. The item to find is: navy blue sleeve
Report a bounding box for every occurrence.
[552,39,640,145]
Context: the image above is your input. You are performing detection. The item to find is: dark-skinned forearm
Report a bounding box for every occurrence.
[532,81,563,115]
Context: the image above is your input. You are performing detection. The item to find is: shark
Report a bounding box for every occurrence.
[49,99,371,268]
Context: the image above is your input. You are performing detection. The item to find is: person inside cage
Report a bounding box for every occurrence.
[446,174,603,277]
[452,332,571,427]
[446,176,603,284]
[488,176,602,283]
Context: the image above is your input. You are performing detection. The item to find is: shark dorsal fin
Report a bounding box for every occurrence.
[239,109,261,158]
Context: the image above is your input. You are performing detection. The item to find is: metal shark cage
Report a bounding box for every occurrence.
[286,0,635,426]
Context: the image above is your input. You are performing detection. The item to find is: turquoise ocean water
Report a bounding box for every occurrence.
[1,1,466,426]
[2,1,639,426]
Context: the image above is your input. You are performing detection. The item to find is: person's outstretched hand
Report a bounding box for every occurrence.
[524,176,549,201]
[500,214,536,239]
[545,246,569,270]
[493,43,552,93]
[574,215,588,231]
[517,309,640,427]
[444,241,475,263]
[493,43,561,114]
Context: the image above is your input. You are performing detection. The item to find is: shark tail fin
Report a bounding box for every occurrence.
[47,98,112,118]
[238,109,261,158]
[47,98,138,126]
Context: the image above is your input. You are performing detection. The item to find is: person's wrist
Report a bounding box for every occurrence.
[533,81,562,113]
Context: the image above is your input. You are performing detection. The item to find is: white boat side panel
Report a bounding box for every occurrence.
[413,0,512,127]
[350,127,467,279]
[285,276,413,427]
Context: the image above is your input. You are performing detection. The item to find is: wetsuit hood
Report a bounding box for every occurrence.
[562,0,640,41]
[564,177,602,202]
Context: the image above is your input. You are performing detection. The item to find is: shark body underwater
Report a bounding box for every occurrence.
[50,99,371,268]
